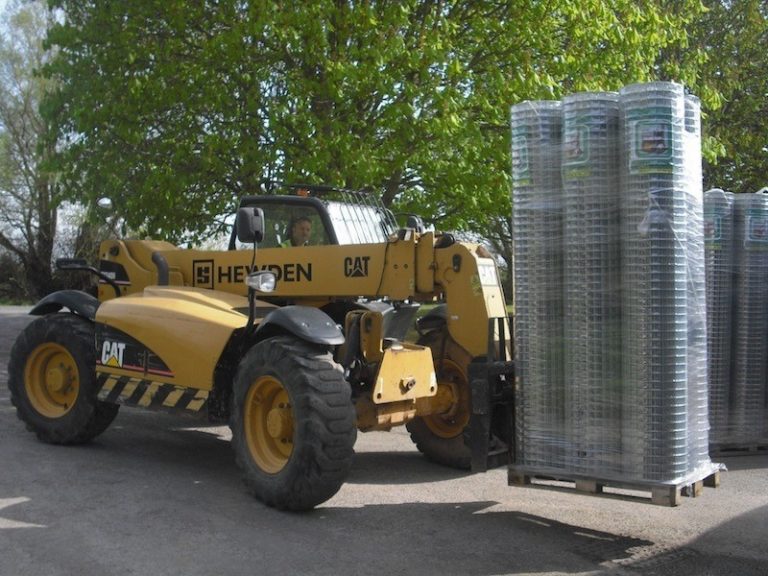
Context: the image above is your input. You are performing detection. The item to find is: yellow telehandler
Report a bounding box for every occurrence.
[7,183,514,510]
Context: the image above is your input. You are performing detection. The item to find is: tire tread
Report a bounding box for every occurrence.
[230,336,356,511]
[7,313,119,445]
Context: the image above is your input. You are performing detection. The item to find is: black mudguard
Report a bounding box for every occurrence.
[29,290,100,321]
[416,303,447,335]
[256,305,344,346]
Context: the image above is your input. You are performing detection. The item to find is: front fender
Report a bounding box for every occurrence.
[256,306,344,346]
[29,290,100,321]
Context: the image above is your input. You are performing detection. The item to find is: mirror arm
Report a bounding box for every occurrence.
[245,289,256,335]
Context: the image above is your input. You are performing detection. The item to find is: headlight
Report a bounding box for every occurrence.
[246,271,276,293]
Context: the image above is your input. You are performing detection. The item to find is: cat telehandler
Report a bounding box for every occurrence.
[7,183,514,510]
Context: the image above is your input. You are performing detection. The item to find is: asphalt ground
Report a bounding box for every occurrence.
[1,305,766,576]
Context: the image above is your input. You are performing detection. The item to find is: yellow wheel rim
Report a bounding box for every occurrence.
[244,375,294,474]
[24,342,80,418]
[424,358,470,439]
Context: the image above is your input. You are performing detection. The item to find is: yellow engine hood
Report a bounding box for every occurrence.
[95,286,269,390]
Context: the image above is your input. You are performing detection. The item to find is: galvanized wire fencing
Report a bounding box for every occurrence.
[511,82,717,485]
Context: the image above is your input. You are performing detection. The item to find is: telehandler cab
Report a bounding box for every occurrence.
[7,184,514,510]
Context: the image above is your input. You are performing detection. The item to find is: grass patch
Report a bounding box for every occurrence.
[0,298,33,306]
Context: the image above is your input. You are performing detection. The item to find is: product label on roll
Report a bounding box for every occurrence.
[746,211,768,247]
[630,118,674,174]
[511,135,530,183]
[562,124,590,180]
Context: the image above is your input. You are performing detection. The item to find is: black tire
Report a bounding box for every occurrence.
[406,419,471,469]
[230,336,356,511]
[406,329,472,469]
[7,313,120,444]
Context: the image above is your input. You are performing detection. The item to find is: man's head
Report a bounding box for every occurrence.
[290,216,312,246]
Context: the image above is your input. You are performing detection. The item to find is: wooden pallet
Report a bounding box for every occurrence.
[508,466,721,507]
[710,443,768,457]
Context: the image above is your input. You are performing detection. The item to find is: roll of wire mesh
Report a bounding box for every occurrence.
[619,82,690,482]
[704,189,735,446]
[511,100,564,469]
[731,190,768,445]
[561,92,622,476]
[683,94,709,471]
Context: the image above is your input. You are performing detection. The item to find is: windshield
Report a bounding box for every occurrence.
[231,188,399,248]
[326,200,396,244]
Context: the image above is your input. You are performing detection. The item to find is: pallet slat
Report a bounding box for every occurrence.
[508,467,721,507]
[710,444,768,457]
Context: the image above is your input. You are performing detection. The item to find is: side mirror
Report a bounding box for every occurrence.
[236,206,265,244]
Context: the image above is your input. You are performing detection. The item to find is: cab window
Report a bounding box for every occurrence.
[259,205,330,248]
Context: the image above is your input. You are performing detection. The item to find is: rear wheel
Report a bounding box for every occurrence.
[7,313,119,444]
[230,336,356,511]
[406,329,473,469]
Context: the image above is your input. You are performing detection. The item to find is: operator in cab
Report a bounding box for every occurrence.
[281,216,312,247]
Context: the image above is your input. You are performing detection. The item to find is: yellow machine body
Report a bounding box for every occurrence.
[98,232,509,359]
[94,286,254,391]
[17,187,516,509]
[95,229,510,434]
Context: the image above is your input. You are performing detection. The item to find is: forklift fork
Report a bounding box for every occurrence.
[468,316,516,472]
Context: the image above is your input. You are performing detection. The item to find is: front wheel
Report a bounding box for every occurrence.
[230,336,356,511]
[7,313,119,444]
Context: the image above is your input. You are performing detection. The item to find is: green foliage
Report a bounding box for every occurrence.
[686,1,767,193]
[43,1,703,243]
[0,249,25,301]
[0,0,62,299]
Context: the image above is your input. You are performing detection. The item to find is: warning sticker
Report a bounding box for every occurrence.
[477,262,499,286]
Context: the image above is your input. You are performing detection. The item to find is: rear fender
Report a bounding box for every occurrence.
[416,303,447,335]
[29,290,100,321]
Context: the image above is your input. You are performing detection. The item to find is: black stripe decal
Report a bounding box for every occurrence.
[104,376,130,404]
[126,380,151,405]
[96,373,110,390]
[177,387,199,410]
[150,384,173,408]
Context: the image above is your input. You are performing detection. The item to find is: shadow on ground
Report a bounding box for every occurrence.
[2,406,767,576]
[715,454,768,471]
[347,450,470,485]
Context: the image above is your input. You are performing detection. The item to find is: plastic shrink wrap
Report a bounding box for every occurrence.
[511,100,564,469]
[704,189,735,446]
[511,82,717,486]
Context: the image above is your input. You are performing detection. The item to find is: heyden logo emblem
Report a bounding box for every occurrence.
[101,340,126,367]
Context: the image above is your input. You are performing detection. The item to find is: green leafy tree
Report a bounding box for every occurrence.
[688,1,767,193]
[43,0,704,262]
[0,0,60,299]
